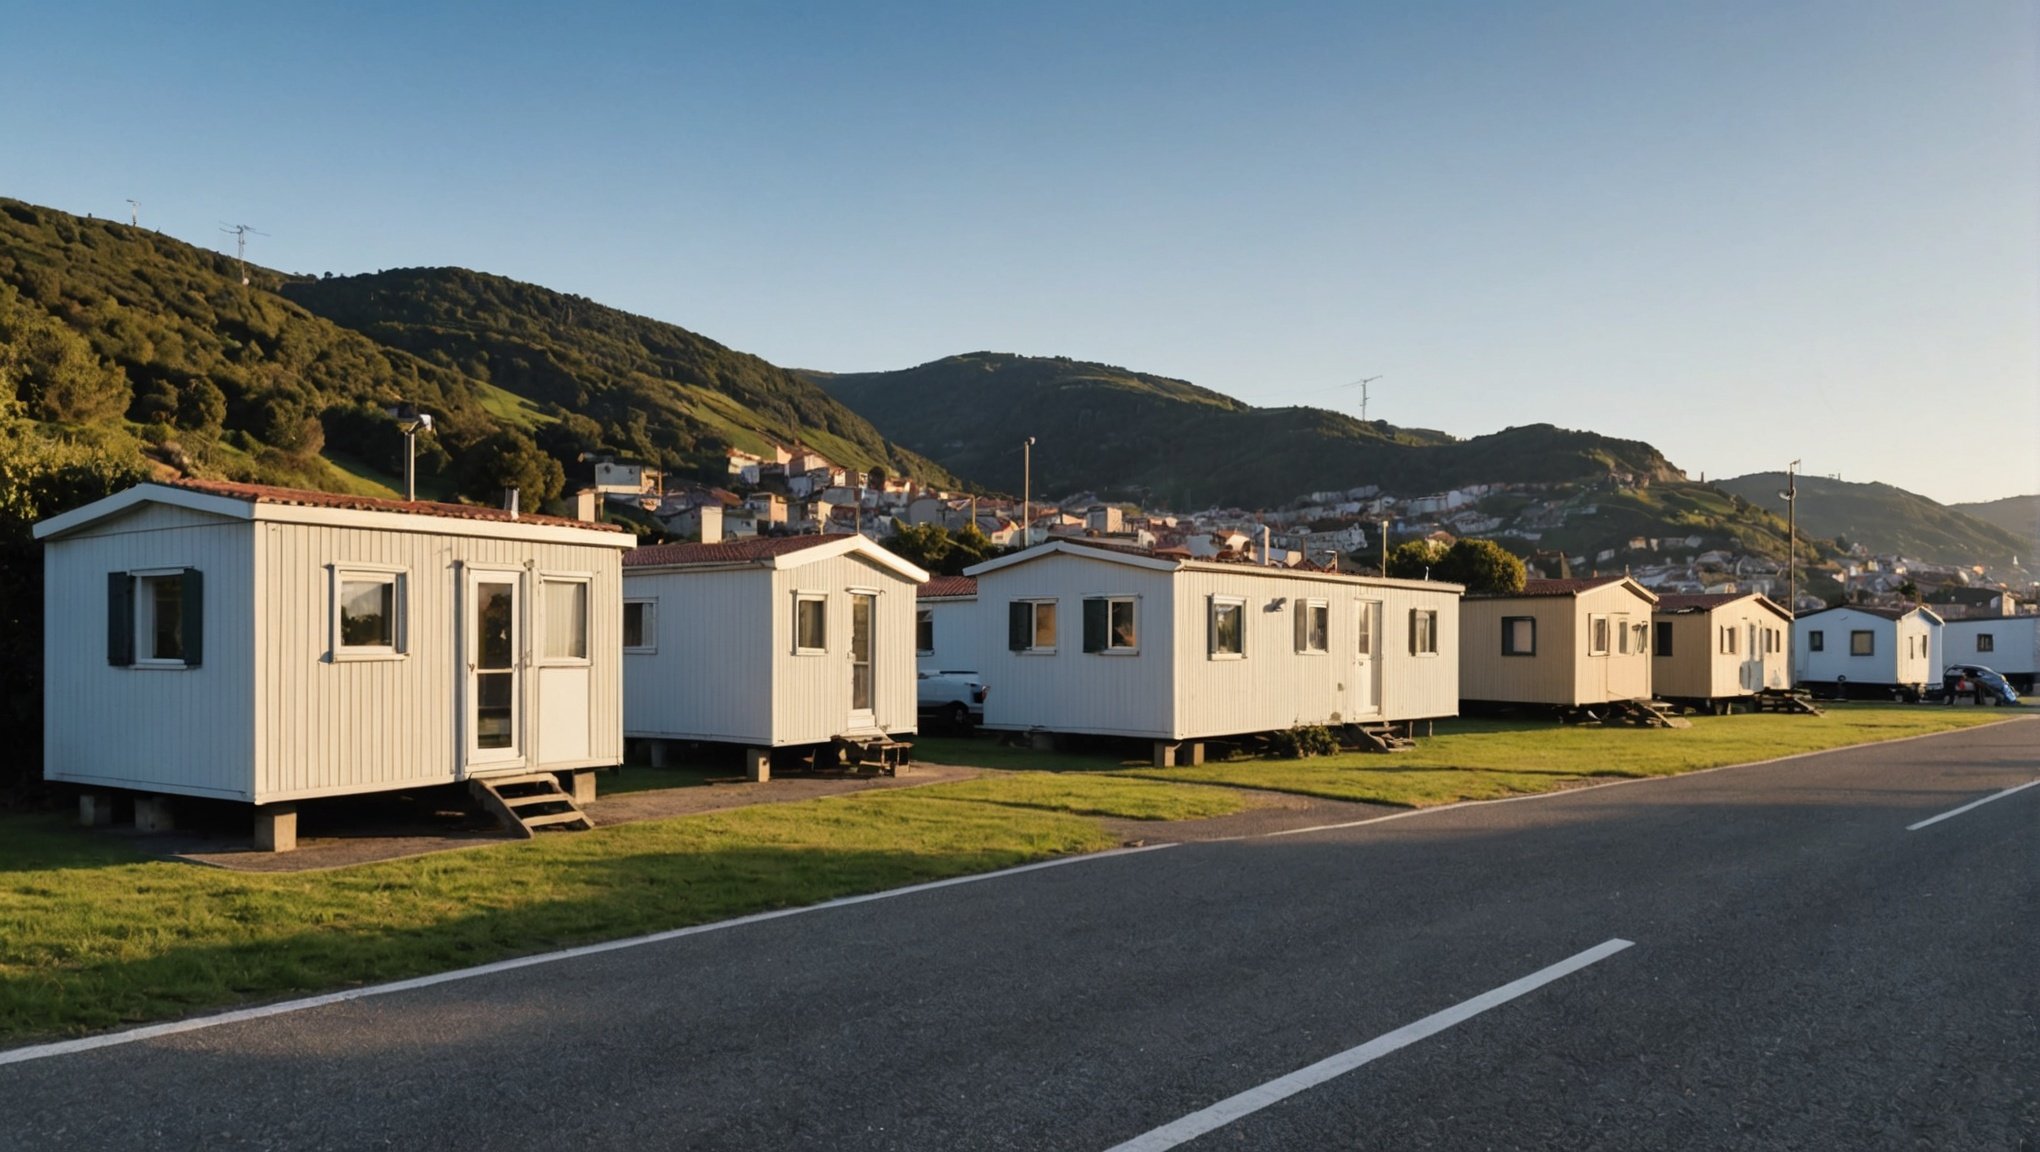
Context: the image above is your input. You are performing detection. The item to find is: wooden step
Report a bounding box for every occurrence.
[469,774,595,837]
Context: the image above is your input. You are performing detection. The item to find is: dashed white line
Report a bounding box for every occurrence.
[1101,937,1635,1152]
[1906,779,2040,831]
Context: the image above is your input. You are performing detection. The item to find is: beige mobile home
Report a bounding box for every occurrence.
[622,534,927,776]
[916,575,980,674]
[1651,592,1792,708]
[965,540,1462,762]
[36,479,633,846]
[1460,576,1659,709]
[1793,603,1941,700]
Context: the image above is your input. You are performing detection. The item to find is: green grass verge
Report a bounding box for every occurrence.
[919,773,1253,821]
[911,736,1135,773]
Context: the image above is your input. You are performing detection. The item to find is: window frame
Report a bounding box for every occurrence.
[1976,633,1995,653]
[1295,598,1330,655]
[1588,613,1610,657]
[623,597,658,654]
[1082,594,1140,655]
[915,607,934,656]
[1849,629,1874,657]
[329,563,407,662]
[1654,620,1673,657]
[1208,596,1245,660]
[1808,629,1824,652]
[1410,608,1440,656]
[794,591,829,655]
[537,573,593,666]
[1501,615,1536,656]
[1010,598,1058,654]
[135,569,193,668]
[1720,625,1738,656]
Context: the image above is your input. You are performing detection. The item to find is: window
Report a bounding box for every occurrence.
[1008,599,1057,652]
[1808,630,1824,652]
[1356,603,1374,657]
[1588,614,1610,656]
[110,569,203,668]
[1636,622,1649,652]
[796,594,828,653]
[1655,621,1674,657]
[1295,599,1329,653]
[1850,630,1874,656]
[1083,596,1138,653]
[329,566,405,660]
[623,599,656,652]
[1720,625,1738,655]
[1977,633,1995,653]
[1616,614,1633,655]
[1411,609,1439,655]
[1502,616,1536,656]
[916,608,934,655]
[1764,627,1779,653]
[543,579,589,661]
[1209,597,1244,658]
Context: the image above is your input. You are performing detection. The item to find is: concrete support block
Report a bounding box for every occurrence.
[253,804,297,853]
[1152,741,1177,769]
[1029,730,1056,752]
[78,792,114,827]
[744,747,771,783]
[1185,742,1206,766]
[648,739,670,768]
[560,770,597,805]
[134,795,175,834]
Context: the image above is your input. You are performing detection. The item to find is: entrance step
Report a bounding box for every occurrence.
[1610,699,1693,729]
[831,735,913,776]
[470,772,595,837]
[1754,688,1824,715]
[1343,723,1416,753]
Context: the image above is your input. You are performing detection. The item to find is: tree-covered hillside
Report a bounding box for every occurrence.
[1716,473,2028,568]
[817,352,1680,508]
[1948,494,2038,559]
[284,268,952,486]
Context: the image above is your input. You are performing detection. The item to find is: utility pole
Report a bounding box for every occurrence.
[126,199,140,227]
[1022,436,1036,548]
[1781,459,1800,683]
[219,223,266,285]
[1357,375,1381,423]
[1380,519,1390,576]
[389,405,433,501]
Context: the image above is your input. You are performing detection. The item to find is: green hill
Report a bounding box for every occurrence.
[815,351,1681,508]
[1716,473,2027,568]
[1948,495,2039,559]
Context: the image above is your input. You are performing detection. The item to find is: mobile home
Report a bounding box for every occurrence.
[622,534,928,777]
[916,575,980,674]
[1459,576,1659,709]
[36,479,633,847]
[1793,603,1942,700]
[1938,615,2039,692]
[1651,592,1792,708]
[965,540,1462,763]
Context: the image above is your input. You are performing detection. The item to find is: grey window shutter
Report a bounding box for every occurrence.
[107,573,134,666]
[1008,601,1030,651]
[1294,603,1307,651]
[1082,599,1107,653]
[180,568,204,667]
[1409,609,1419,655]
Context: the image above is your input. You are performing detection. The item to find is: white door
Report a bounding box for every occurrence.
[849,592,876,730]
[1743,621,1763,692]
[1351,600,1382,719]
[465,569,524,772]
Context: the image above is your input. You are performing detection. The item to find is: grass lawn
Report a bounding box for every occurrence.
[910,735,1134,773]
[0,768,1250,1043]
[1120,705,2024,806]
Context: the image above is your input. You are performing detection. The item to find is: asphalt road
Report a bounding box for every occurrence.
[5,719,2034,1151]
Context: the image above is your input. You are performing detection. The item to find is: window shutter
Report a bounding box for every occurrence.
[180,568,204,668]
[1008,601,1030,651]
[1294,603,1308,652]
[1082,598,1107,653]
[1409,609,1419,655]
[1206,596,1216,656]
[106,572,134,666]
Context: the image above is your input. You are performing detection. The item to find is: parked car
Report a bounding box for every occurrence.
[1939,664,2021,705]
[918,670,987,730]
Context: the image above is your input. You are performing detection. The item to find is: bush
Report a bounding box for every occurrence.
[1270,724,1340,759]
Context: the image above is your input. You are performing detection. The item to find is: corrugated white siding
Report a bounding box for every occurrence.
[978,555,1178,738]
[44,506,257,799]
[1939,618,2038,677]
[1653,604,1789,700]
[916,598,980,674]
[622,567,773,744]
[771,554,920,744]
[252,522,625,801]
[1795,609,1939,688]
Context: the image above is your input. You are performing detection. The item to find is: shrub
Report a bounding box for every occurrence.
[1270,724,1340,759]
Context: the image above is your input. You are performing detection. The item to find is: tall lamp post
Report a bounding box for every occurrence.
[1022,436,1036,548]
[1780,459,1800,683]
[390,405,433,502]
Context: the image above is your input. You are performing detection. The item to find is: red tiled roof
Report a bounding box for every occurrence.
[1493,575,1632,598]
[1654,592,1756,613]
[161,478,626,532]
[624,533,857,567]
[919,575,977,599]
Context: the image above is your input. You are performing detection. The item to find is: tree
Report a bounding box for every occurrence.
[886,520,953,572]
[1432,539,1527,594]
[458,428,565,507]
[1385,539,1448,580]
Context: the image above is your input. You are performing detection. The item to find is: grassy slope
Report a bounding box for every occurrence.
[1948,494,2039,556]
[1717,472,2028,567]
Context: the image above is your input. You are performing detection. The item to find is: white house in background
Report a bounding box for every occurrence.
[916,575,980,675]
[592,460,661,497]
[1938,615,2039,692]
[964,540,1463,765]
[1459,576,1659,710]
[1793,603,1942,700]
[35,479,634,849]
[1650,591,1792,708]
[622,533,928,779]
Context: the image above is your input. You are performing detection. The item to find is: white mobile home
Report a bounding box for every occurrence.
[622,534,927,775]
[965,540,1462,762]
[36,479,633,844]
[1793,603,1942,700]
[1939,615,2039,691]
[1459,576,1659,709]
[1651,592,1792,707]
[916,575,980,674]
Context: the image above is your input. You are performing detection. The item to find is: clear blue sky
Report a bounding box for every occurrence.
[4,1,2034,503]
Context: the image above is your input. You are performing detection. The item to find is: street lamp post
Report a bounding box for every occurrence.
[389,405,433,502]
[1022,436,1036,548]
[1780,459,1800,684]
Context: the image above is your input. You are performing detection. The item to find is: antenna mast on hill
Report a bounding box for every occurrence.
[1350,375,1383,423]
[219,222,267,285]
[126,200,140,227]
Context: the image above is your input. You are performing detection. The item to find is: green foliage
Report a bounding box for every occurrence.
[1431,539,1527,594]
[884,518,1003,575]
[1714,472,2026,568]
[1385,539,1448,579]
[0,284,132,424]
[1268,724,1340,759]
[458,428,565,507]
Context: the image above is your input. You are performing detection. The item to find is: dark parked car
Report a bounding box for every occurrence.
[1940,664,2020,705]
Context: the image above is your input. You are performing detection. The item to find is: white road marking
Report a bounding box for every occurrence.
[1906,779,2040,831]
[1101,938,1635,1152]
[0,842,1177,1067]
